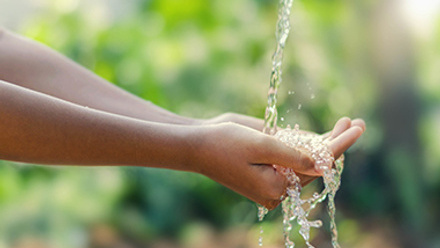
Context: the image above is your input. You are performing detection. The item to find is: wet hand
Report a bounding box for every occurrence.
[205,113,365,184]
[189,122,316,210]
[194,116,365,209]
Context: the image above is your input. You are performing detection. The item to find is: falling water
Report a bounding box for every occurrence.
[263,0,294,136]
[259,0,294,241]
[259,0,344,247]
[273,127,344,248]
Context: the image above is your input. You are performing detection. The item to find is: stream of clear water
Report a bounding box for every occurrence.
[259,0,344,247]
[263,0,294,136]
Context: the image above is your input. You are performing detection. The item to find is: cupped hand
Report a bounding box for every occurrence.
[190,122,315,210]
[205,113,365,185]
[190,116,365,210]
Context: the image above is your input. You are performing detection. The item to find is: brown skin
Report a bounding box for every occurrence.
[0,28,365,209]
[206,114,366,192]
[0,28,197,125]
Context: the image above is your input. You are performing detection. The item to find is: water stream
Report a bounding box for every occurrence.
[259,0,344,247]
[263,0,294,136]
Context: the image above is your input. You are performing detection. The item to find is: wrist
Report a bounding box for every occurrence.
[182,124,215,175]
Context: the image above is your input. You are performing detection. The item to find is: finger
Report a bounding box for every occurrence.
[351,118,366,132]
[265,138,321,176]
[323,118,365,139]
[329,126,363,158]
[329,117,352,140]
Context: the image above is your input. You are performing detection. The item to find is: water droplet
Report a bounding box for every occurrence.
[281,117,285,121]
[288,90,295,95]
[311,94,315,99]
[298,104,302,110]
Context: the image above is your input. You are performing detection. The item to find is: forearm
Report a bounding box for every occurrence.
[0,28,199,125]
[0,80,196,171]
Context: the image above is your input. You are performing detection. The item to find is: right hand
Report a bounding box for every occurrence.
[189,122,315,209]
[190,118,362,209]
[188,118,364,210]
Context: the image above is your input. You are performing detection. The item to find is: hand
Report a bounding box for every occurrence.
[190,122,315,210]
[204,113,366,186]
[189,117,365,210]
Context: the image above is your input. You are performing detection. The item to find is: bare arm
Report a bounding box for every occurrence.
[0,79,196,168]
[0,28,288,131]
[0,29,365,209]
[0,28,199,125]
[2,79,350,208]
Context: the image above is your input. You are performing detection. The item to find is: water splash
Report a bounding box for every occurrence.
[260,1,344,247]
[257,127,344,248]
[273,127,344,248]
[257,204,269,246]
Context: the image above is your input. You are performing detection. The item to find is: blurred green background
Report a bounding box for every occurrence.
[1,0,439,247]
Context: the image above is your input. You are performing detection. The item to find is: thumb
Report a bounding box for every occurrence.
[260,137,319,176]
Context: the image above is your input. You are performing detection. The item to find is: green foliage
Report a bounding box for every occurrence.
[1,0,440,247]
